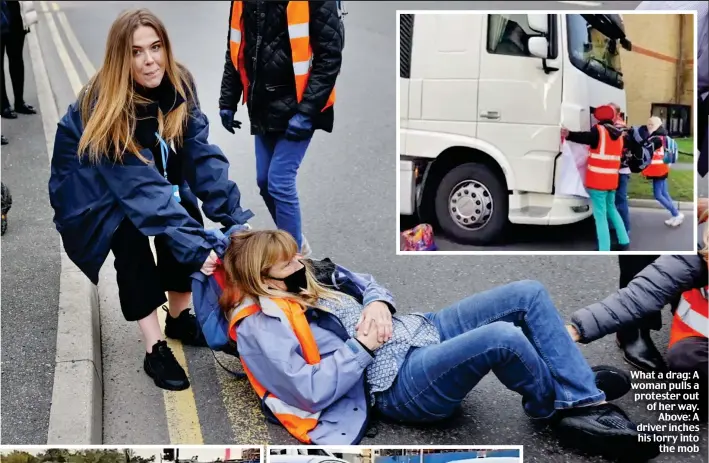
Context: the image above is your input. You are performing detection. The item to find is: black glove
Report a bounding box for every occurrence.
[219,109,242,134]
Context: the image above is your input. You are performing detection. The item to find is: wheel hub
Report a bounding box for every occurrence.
[448,180,493,230]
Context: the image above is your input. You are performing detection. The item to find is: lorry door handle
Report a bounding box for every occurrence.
[480,111,500,120]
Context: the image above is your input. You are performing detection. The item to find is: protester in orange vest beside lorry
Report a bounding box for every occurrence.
[219,1,343,257]
[212,228,661,460]
[642,116,685,227]
[561,104,630,251]
[569,207,708,421]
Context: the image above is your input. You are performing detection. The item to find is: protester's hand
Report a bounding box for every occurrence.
[200,250,219,275]
[284,112,314,141]
[566,324,581,342]
[560,127,570,139]
[356,319,384,352]
[219,109,242,134]
[698,198,708,224]
[357,301,393,343]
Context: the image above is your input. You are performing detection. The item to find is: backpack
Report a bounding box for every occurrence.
[624,126,654,173]
[400,223,438,251]
[663,136,678,164]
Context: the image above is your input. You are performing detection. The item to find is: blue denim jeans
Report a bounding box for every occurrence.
[254,134,311,249]
[652,178,679,217]
[375,280,605,422]
[615,173,631,235]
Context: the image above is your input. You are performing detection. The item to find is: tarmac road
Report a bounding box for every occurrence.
[3,1,707,462]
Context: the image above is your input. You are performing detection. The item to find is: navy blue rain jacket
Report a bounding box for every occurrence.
[49,87,254,285]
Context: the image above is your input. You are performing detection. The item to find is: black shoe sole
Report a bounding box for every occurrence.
[144,358,190,391]
[591,365,631,401]
[556,422,660,462]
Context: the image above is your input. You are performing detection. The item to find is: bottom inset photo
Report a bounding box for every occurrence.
[0,448,263,463]
[267,448,521,463]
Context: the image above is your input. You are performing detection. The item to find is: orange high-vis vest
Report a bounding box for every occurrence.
[643,144,670,178]
[668,286,708,348]
[228,296,322,444]
[229,1,336,110]
[585,124,623,191]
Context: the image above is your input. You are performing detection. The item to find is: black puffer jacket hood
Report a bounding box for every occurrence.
[219,1,343,135]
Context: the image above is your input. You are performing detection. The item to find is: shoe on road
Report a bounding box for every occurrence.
[554,403,660,461]
[144,340,190,391]
[164,306,208,347]
[617,328,668,373]
[14,103,37,115]
[592,365,631,401]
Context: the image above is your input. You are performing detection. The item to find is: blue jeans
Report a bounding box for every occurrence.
[615,173,631,235]
[652,178,679,216]
[254,134,311,249]
[376,281,605,422]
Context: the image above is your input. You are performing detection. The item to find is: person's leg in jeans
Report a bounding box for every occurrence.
[652,178,679,216]
[266,136,311,250]
[588,188,611,251]
[254,134,277,222]
[377,280,605,422]
[606,190,629,245]
[615,173,631,236]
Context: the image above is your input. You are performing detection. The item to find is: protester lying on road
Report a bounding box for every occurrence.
[569,212,708,421]
[214,229,659,459]
[561,104,630,251]
[48,8,253,392]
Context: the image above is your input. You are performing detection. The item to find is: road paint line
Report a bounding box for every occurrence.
[150,241,205,444]
[40,0,83,96]
[557,0,603,6]
[215,355,271,444]
[52,3,97,79]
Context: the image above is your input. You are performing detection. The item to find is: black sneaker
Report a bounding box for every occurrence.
[555,403,660,461]
[1,135,8,145]
[144,340,190,391]
[164,306,208,347]
[592,365,631,401]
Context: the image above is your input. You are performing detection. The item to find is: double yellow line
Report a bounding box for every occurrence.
[37,1,204,444]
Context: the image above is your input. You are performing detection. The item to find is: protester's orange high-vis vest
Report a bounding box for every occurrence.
[668,286,709,348]
[229,1,336,110]
[642,142,670,178]
[585,124,623,191]
[228,296,322,444]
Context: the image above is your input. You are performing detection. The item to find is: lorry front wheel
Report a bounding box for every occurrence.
[434,163,508,245]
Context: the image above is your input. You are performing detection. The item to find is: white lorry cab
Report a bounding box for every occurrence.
[399,13,632,244]
[268,449,346,463]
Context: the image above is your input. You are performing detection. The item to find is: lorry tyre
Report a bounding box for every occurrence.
[434,162,507,245]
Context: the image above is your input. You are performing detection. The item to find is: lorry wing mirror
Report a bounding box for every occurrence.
[527,14,548,34]
[528,37,550,59]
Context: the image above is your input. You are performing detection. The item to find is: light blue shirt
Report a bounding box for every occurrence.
[636,1,709,98]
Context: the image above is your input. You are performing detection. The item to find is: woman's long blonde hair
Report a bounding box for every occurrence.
[219,230,341,313]
[77,8,192,164]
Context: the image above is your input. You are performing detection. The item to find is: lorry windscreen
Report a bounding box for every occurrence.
[566,14,624,90]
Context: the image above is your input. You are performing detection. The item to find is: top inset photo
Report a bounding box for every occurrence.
[398,10,705,253]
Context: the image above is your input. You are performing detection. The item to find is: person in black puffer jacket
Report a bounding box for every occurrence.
[219,1,343,257]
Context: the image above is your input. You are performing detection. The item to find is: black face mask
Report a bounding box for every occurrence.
[270,265,308,294]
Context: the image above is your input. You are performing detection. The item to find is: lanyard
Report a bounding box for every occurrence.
[155,131,181,203]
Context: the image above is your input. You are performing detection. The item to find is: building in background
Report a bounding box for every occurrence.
[621,13,695,136]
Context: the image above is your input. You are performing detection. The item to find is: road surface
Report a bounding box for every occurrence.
[3,2,707,462]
